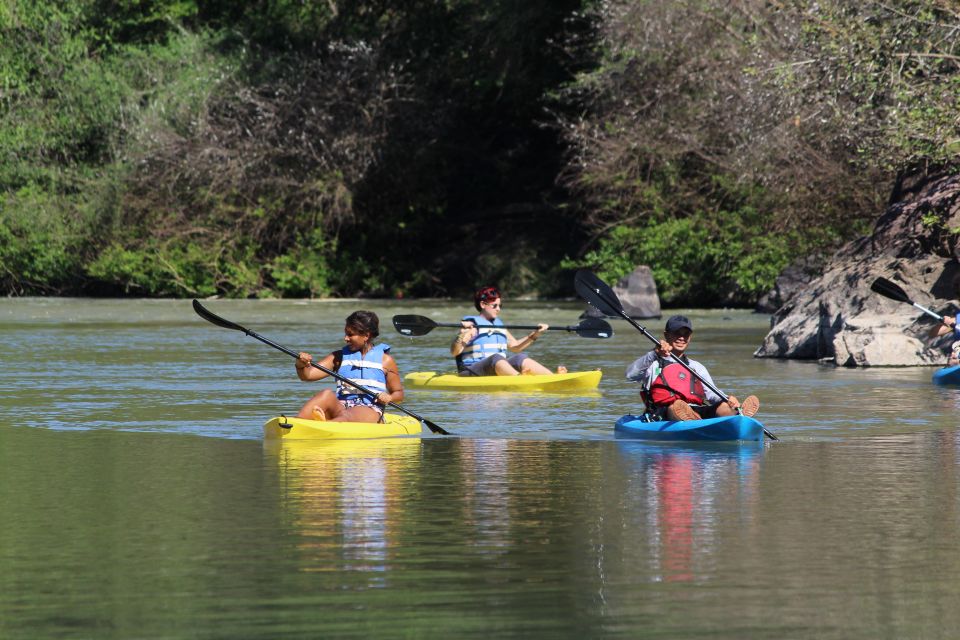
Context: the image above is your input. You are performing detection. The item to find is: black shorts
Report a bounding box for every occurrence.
[652,401,722,420]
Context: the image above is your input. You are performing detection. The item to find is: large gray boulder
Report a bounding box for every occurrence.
[755,255,824,314]
[583,265,661,319]
[755,173,960,366]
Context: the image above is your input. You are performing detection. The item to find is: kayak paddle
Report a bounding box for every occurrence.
[192,300,451,436]
[870,276,945,322]
[392,314,614,339]
[573,269,778,441]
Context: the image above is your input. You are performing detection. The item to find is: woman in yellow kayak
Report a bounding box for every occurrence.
[294,311,404,421]
[451,285,567,376]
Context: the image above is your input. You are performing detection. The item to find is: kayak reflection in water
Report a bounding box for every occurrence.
[625,314,759,422]
[295,311,404,422]
[451,285,568,377]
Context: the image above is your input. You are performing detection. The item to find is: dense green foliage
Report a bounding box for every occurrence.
[559,0,959,304]
[1,0,957,302]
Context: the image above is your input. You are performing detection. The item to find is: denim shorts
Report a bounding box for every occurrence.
[458,353,529,376]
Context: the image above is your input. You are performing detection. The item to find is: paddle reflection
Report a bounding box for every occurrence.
[263,437,421,584]
[616,442,765,583]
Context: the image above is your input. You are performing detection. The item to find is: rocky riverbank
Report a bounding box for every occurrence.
[755,172,960,366]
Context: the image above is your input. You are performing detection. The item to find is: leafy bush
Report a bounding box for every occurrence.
[563,214,796,305]
[0,186,87,293]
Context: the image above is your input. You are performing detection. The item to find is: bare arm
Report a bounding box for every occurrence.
[929,316,956,338]
[450,322,478,356]
[295,351,337,381]
[378,354,404,405]
[507,323,548,352]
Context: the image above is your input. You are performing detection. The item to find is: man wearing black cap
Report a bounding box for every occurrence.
[626,314,759,421]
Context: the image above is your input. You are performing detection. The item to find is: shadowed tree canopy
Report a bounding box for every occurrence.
[0,0,956,302]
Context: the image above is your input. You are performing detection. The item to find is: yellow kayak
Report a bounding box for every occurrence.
[263,414,423,440]
[404,369,602,392]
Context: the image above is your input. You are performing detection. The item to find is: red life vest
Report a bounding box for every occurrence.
[648,362,705,406]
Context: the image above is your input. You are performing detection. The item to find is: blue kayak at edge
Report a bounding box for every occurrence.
[932,365,960,386]
[615,414,766,442]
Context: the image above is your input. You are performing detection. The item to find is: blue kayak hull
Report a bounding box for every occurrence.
[615,414,765,442]
[932,365,960,386]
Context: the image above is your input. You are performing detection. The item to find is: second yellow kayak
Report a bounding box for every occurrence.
[263,414,423,440]
[404,370,602,392]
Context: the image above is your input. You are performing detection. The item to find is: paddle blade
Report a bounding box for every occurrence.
[575,316,614,339]
[870,277,913,304]
[392,314,438,337]
[193,299,248,333]
[421,418,451,436]
[574,270,624,317]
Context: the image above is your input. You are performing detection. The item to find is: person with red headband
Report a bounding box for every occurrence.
[450,286,568,376]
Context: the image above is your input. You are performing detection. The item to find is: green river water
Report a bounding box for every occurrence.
[3,297,960,638]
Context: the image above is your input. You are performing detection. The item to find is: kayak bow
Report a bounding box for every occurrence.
[932,365,960,386]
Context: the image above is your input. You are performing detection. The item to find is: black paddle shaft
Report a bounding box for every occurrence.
[870,277,944,321]
[192,300,451,435]
[392,314,613,338]
[573,270,779,441]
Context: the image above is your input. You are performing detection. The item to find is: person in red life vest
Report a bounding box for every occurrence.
[450,285,568,376]
[625,315,760,421]
[294,310,404,422]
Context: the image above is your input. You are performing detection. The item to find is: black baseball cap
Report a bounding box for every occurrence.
[665,315,693,333]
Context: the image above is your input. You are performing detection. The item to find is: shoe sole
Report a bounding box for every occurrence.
[741,395,760,418]
[670,401,700,421]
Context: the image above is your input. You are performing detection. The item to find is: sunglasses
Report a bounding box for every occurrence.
[485,301,502,309]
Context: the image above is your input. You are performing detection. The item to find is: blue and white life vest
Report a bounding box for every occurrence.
[457,315,508,366]
[336,343,390,405]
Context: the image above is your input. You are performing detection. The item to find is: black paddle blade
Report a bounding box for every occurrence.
[193,299,248,333]
[870,277,912,304]
[576,316,614,339]
[392,314,438,337]
[421,418,450,436]
[574,270,624,317]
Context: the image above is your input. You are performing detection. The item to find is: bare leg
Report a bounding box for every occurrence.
[332,404,383,423]
[297,389,341,419]
[494,358,521,376]
[715,402,736,417]
[519,358,552,375]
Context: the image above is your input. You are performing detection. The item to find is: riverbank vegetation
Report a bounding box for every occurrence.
[1,1,957,304]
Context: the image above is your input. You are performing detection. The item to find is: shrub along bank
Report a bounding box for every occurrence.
[1,1,957,303]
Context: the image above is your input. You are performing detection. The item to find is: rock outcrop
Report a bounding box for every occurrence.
[755,255,825,314]
[582,265,661,319]
[755,173,960,366]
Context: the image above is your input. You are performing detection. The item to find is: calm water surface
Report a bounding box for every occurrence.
[2,298,960,638]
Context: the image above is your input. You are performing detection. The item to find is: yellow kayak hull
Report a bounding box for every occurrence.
[404,369,602,392]
[263,414,423,440]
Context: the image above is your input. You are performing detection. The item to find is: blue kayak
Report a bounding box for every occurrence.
[932,365,960,386]
[615,414,766,442]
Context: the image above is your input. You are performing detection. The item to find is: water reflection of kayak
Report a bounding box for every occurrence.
[932,365,960,386]
[404,370,602,392]
[615,414,765,442]
[263,432,422,461]
[263,414,423,440]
